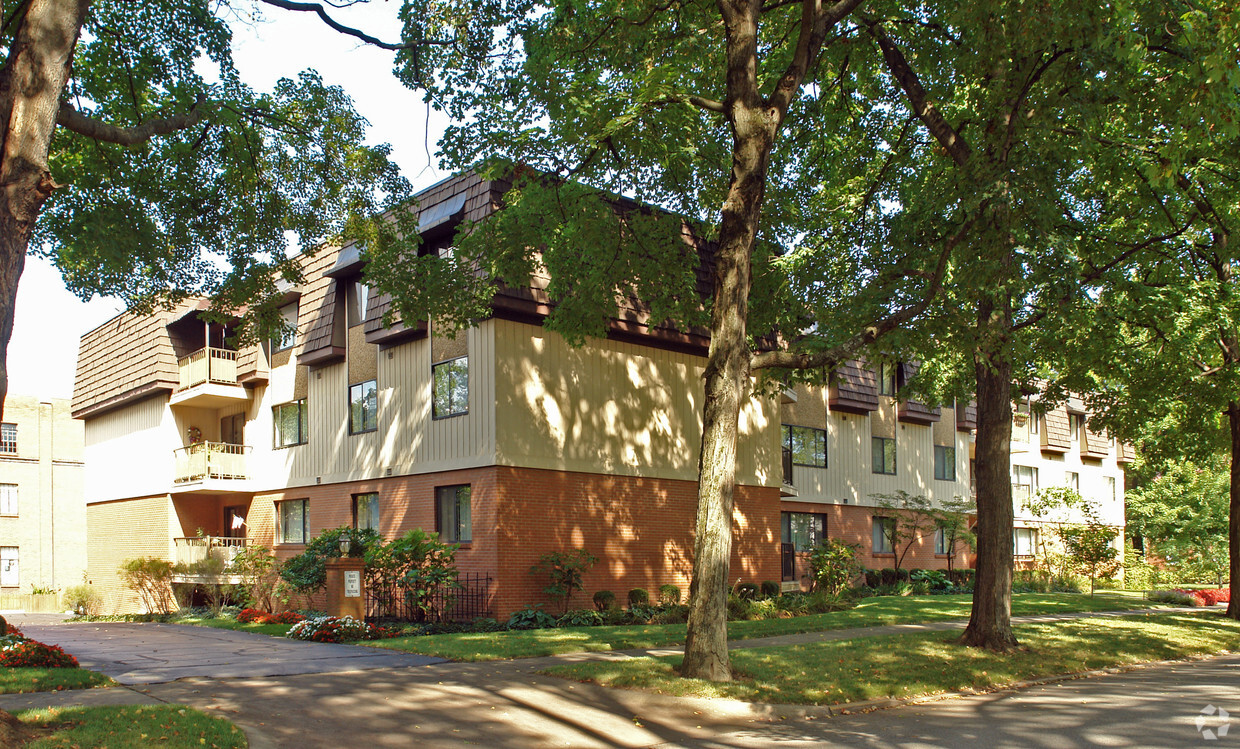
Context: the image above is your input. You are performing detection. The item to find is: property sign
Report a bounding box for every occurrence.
[344,570,361,598]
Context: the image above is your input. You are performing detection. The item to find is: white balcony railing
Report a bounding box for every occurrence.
[173,536,250,568]
[173,442,250,483]
[178,347,239,390]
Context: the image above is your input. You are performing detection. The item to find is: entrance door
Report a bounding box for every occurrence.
[224,506,248,538]
[220,413,244,445]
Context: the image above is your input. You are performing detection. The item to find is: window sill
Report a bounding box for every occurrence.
[432,411,468,421]
[349,428,378,436]
[871,552,895,558]
[273,442,307,450]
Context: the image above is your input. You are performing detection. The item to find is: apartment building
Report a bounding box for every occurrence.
[72,171,1129,614]
[0,395,87,593]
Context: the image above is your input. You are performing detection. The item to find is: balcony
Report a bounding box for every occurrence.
[780,446,797,497]
[172,536,250,583]
[172,442,252,493]
[169,347,249,408]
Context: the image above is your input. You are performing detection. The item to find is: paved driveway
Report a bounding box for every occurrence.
[19,621,445,684]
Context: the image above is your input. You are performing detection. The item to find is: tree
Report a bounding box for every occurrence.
[871,491,942,580]
[937,495,976,573]
[1127,460,1230,587]
[1062,524,1120,595]
[1025,487,1120,594]
[0,0,418,418]
[388,0,959,681]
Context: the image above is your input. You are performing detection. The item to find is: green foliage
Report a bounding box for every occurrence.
[1123,542,1156,591]
[627,588,649,607]
[734,583,759,601]
[557,609,604,628]
[529,549,597,615]
[592,590,616,612]
[759,581,781,598]
[366,528,460,621]
[230,544,281,612]
[658,584,682,605]
[1126,459,1230,587]
[1146,590,1198,606]
[173,556,235,617]
[870,492,943,576]
[506,604,558,631]
[118,557,175,614]
[279,527,382,594]
[1062,525,1121,596]
[808,539,864,595]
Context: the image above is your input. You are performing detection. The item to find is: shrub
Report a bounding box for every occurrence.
[627,588,649,607]
[174,557,236,617]
[287,616,389,642]
[658,584,682,605]
[1177,588,1231,606]
[592,590,616,612]
[808,539,864,595]
[650,604,690,625]
[744,599,781,620]
[805,591,850,614]
[119,557,176,614]
[910,569,951,592]
[366,528,461,622]
[3,624,24,639]
[0,639,78,668]
[759,580,781,598]
[272,610,307,624]
[625,604,659,624]
[281,527,382,594]
[232,544,282,612]
[0,614,6,635]
[725,594,750,620]
[506,604,558,630]
[236,608,268,623]
[735,582,759,600]
[471,617,505,632]
[530,549,598,615]
[61,584,103,616]
[1147,589,1199,606]
[773,592,810,616]
[557,609,603,627]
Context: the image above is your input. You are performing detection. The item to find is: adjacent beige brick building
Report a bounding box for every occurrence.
[0,395,86,593]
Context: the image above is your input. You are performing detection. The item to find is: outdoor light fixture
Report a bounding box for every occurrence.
[339,537,351,555]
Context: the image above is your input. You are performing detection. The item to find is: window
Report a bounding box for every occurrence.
[878,362,897,396]
[1,547,18,587]
[273,302,299,351]
[0,423,15,453]
[347,279,370,327]
[353,492,380,532]
[349,380,378,434]
[782,425,827,468]
[432,356,469,418]
[872,517,895,554]
[781,512,826,552]
[436,485,471,543]
[934,527,950,555]
[934,445,956,481]
[1014,527,1038,557]
[1107,476,1117,503]
[273,400,308,447]
[1066,471,1080,492]
[1068,413,1084,441]
[278,500,309,545]
[0,484,15,516]
[1012,464,1039,489]
[871,436,896,475]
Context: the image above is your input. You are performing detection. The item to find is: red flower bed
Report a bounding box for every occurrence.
[0,640,79,669]
[1177,588,1231,606]
[4,624,24,639]
[237,608,268,623]
[271,611,306,625]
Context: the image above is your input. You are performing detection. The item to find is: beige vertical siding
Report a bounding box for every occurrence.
[83,395,177,503]
[493,319,777,486]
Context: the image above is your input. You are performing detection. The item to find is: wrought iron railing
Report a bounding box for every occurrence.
[173,442,250,483]
[178,347,239,389]
[365,572,493,623]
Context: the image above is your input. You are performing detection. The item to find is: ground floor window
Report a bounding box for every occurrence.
[934,527,950,555]
[278,499,309,545]
[781,512,826,552]
[0,484,16,516]
[0,547,17,587]
[353,492,380,531]
[872,516,896,554]
[1014,527,1038,557]
[436,485,471,543]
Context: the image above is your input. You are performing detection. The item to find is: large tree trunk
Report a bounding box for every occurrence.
[961,298,1019,650]
[0,0,89,419]
[1228,401,1239,619]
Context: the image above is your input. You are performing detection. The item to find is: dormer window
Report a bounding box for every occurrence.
[878,362,898,396]
[347,279,370,327]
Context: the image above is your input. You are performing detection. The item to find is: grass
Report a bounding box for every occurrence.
[175,615,294,638]
[0,667,114,694]
[364,591,1167,661]
[12,704,247,748]
[542,611,1240,705]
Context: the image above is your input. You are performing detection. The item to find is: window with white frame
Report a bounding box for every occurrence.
[934,445,956,481]
[1014,527,1038,557]
[1068,413,1084,441]
[0,547,17,587]
[872,516,896,554]
[1066,471,1080,493]
[278,499,309,545]
[272,301,299,351]
[436,485,471,543]
[273,400,308,447]
[0,484,15,516]
[1107,476,1117,503]
[347,279,370,327]
[0,423,15,453]
[432,356,469,418]
[349,380,378,434]
[782,425,827,468]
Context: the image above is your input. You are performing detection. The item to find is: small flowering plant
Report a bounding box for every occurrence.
[286,615,392,643]
[0,635,79,668]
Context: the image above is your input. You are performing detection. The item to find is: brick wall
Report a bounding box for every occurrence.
[87,495,173,613]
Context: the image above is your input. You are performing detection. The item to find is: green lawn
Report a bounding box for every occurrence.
[543,611,1240,705]
[0,667,114,694]
[13,705,247,748]
[175,616,294,637]
[364,591,1167,661]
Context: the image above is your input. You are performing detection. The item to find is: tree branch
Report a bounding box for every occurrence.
[258,0,451,51]
[750,213,973,370]
[862,16,971,166]
[56,97,207,147]
[766,0,866,117]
